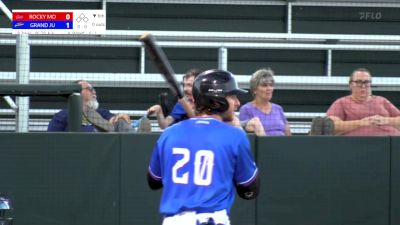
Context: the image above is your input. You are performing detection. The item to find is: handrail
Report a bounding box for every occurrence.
[37,0,400,8]
[106,0,287,5]
[2,30,400,53]
[0,109,148,117]
[0,117,313,134]
[2,30,400,92]
[3,29,400,45]
[0,109,325,120]
[0,118,313,134]
[0,0,11,21]
[0,84,83,132]
[0,111,319,134]
[2,72,400,91]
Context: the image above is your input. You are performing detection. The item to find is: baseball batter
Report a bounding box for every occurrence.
[147,69,260,225]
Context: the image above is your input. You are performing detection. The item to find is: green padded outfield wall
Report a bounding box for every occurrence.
[0,133,398,225]
[391,137,400,225]
[0,133,120,225]
[120,133,161,225]
[229,134,257,225]
[0,133,257,225]
[257,136,390,225]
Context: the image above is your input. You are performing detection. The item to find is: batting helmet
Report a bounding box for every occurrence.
[192,69,247,113]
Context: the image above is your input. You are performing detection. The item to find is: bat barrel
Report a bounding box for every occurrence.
[139,33,184,99]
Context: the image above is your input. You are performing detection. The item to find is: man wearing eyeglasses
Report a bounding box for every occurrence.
[326,68,400,136]
[47,80,131,132]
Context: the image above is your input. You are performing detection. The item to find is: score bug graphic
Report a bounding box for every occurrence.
[12,11,73,30]
[12,10,105,35]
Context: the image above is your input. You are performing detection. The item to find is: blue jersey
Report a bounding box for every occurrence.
[169,101,189,124]
[148,117,258,215]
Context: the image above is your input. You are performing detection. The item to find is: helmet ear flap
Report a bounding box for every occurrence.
[208,96,229,113]
[195,95,229,114]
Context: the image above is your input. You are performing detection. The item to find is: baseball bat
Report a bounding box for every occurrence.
[139,33,183,98]
[139,33,195,118]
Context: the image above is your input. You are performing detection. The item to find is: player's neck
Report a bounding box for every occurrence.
[197,113,222,121]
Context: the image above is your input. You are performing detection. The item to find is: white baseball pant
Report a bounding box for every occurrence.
[162,209,230,225]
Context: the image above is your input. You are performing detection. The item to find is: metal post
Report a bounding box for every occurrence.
[68,93,82,132]
[140,46,145,74]
[15,34,30,132]
[101,0,107,10]
[218,47,228,70]
[287,2,293,34]
[326,49,332,77]
[0,0,18,111]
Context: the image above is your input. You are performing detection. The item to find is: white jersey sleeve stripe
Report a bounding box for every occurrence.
[237,168,258,186]
[149,166,162,180]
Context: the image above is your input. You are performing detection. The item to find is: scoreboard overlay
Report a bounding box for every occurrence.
[12,10,106,35]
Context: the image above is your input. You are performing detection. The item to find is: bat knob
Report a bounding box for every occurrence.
[139,32,151,41]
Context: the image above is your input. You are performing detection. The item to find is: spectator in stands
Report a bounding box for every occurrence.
[47,80,131,132]
[239,68,291,136]
[148,68,265,135]
[147,68,200,129]
[327,68,400,136]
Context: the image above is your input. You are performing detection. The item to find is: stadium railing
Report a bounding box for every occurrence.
[0,109,325,134]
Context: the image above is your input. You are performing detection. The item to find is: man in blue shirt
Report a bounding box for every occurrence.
[47,80,130,132]
[147,69,260,225]
[147,68,199,129]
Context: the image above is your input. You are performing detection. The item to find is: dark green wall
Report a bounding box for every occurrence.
[0,134,399,225]
[391,137,400,225]
[293,6,400,35]
[257,136,390,225]
[0,133,120,225]
[120,133,161,225]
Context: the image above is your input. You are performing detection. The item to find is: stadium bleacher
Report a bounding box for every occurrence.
[1,0,400,133]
